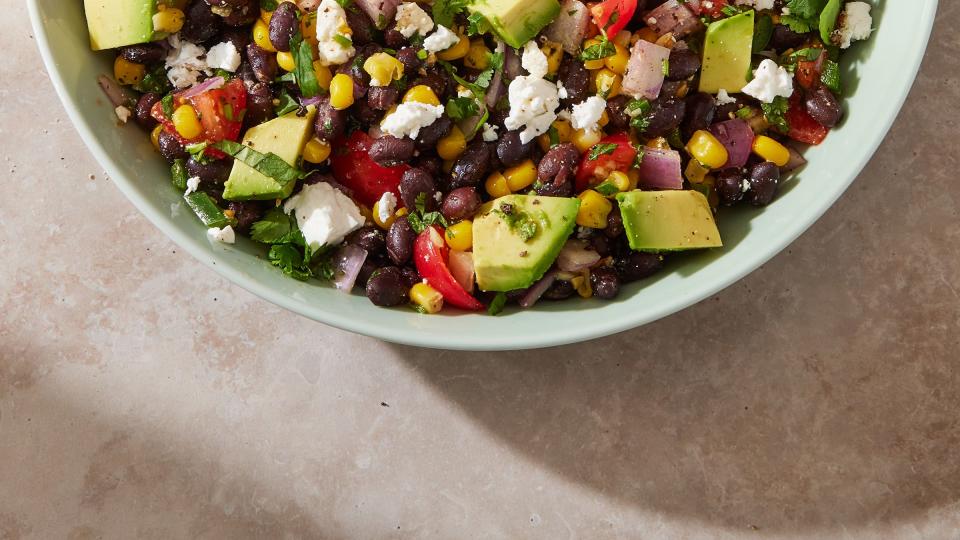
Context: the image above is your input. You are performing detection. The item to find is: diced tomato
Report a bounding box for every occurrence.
[697,0,729,18]
[785,94,829,145]
[795,49,826,90]
[574,132,638,192]
[330,131,411,208]
[414,226,485,311]
[151,78,247,159]
[589,0,636,37]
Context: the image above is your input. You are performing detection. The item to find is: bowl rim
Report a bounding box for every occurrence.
[28,0,938,350]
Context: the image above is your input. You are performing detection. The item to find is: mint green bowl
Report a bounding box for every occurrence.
[29,1,936,350]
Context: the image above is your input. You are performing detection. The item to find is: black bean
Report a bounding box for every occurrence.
[158,130,188,163]
[181,0,221,43]
[386,218,416,265]
[536,143,579,197]
[268,1,299,51]
[590,267,620,300]
[355,257,381,288]
[590,234,612,257]
[682,92,716,140]
[366,266,408,306]
[605,95,632,132]
[640,98,686,138]
[186,156,232,184]
[666,48,701,81]
[558,55,589,108]
[369,136,416,167]
[441,187,481,222]
[616,252,664,283]
[416,156,442,177]
[400,266,421,288]
[120,43,165,64]
[747,161,780,206]
[134,93,160,129]
[346,226,386,255]
[450,142,491,190]
[805,85,842,128]
[314,97,346,141]
[604,206,624,238]
[219,28,251,57]
[221,0,258,26]
[414,115,453,152]
[227,200,266,232]
[384,25,408,48]
[367,86,399,111]
[411,70,449,100]
[244,82,275,129]
[542,279,575,301]
[352,99,380,127]
[769,24,807,52]
[399,168,436,210]
[346,9,376,45]
[496,130,534,168]
[246,43,278,83]
[395,47,422,74]
[715,169,745,206]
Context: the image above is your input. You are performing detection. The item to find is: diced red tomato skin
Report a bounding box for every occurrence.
[795,50,826,90]
[590,0,636,37]
[786,94,830,145]
[150,78,247,159]
[329,131,411,208]
[574,132,638,192]
[414,226,485,311]
[698,0,729,18]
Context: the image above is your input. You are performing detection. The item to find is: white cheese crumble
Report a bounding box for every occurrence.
[315,0,355,66]
[283,182,364,250]
[742,59,793,104]
[165,34,208,89]
[835,2,873,49]
[716,89,737,105]
[394,2,434,38]
[570,96,607,131]
[504,42,560,144]
[207,225,236,244]
[206,41,241,72]
[114,106,132,123]
[423,25,460,53]
[377,192,397,223]
[481,123,500,142]
[184,176,201,196]
[381,102,445,139]
[734,0,774,10]
[556,80,569,100]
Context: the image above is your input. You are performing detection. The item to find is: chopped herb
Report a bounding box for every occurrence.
[493,203,539,241]
[547,125,560,148]
[580,37,616,62]
[720,5,740,17]
[661,58,670,77]
[752,13,773,52]
[185,141,209,158]
[466,11,491,35]
[333,34,353,48]
[488,51,505,71]
[290,32,321,98]
[170,159,188,191]
[184,191,236,228]
[335,0,353,8]
[250,207,303,244]
[735,106,753,119]
[274,88,300,116]
[487,292,507,315]
[268,244,313,281]
[438,61,491,99]
[213,140,305,186]
[761,95,791,134]
[432,0,470,28]
[417,49,429,60]
[594,181,619,196]
[445,96,479,121]
[376,13,387,29]
[260,0,278,10]
[133,64,171,95]
[588,142,618,161]
[161,94,174,118]
[820,59,842,95]
[632,145,645,168]
[407,192,448,234]
[780,14,814,33]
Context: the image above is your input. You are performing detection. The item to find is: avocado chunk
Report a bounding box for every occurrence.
[616,190,722,252]
[222,108,317,201]
[468,0,561,49]
[84,0,157,51]
[472,195,580,292]
[698,11,755,94]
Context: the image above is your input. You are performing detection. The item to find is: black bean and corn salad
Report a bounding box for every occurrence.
[86,0,873,313]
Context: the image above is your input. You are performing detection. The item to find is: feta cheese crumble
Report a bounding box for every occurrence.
[315,0,355,66]
[114,106,132,123]
[394,2,434,38]
[557,80,569,100]
[283,182,365,250]
[742,59,793,104]
[381,102,445,139]
[205,41,241,72]
[377,192,397,223]
[481,123,500,142]
[423,25,460,54]
[716,89,737,106]
[504,42,561,144]
[570,96,607,131]
[165,35,208,89]
[207,225,236,244]
[734,0,774,10]
[184,176,201,196]
[834,2,873,49]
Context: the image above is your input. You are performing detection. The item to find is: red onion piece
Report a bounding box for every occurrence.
[331,244,368,293]
[636,147,683,189]
[519,270,557,308]
[504,46,521,80]
[557,240,601,272]
[709,119,755,169]
[782,144,808,172]
[544,0,590,55]
[621,40,671,100]
[683,0,702,13]
[97,74,136,108]
[180,76,224,99]
[447,250,475,293]
[645,0,704,38]
[301,95,323,107]
[353,0,398,29]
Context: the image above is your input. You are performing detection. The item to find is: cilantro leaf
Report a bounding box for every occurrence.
[786,0,827,20]
[487,292,507,315]
[488,51,504,71]
[580,38,616,62]
[290,32,321,99]
[268,244,313,281]
[780,14,815,33]
[588,142,618,161]
[432,0,469,28]
[161,94,174,119]
[445,96,479,121]
[761,95,790,134]
[466,11,490,35]
[274,88,300,116]
[594,181,619,196]
[820,59,842,95]
[250,207,298,244]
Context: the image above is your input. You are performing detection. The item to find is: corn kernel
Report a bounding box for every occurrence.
[301,11,318,45]
[604,43,630,75]
[437,126,467,161]
[685,159,710,184]
[403,85,441,106]
[485,172,511,198]
[302,138,331,164]
[626,169,641,191]
[635,27,658,43]
[253,19,276,52]
[358,204,374,224]
[591,68,621,98]
[598,109,610,128]
[152,6,185,34]
[363,52,404,86]
[540,119,574,150]
[582,38,606,70]
[260,8,273,23]
[613,30,632,47]
[372,200,398,229]
[329,73,355,109]
[150,124,163,150]
[576,189,613,228]
[437,32,469,60]
[655,32,677,49]
[686,130,729,169]
[410,282,444,314]
[276,51,296,72]
[503,159,537,192]
[572,272,593,298]
[752,135,791,167]
[445,220,474,251]
[541,41,563,75]
[647,136,671,150]
[571,128,603,153]
[312,61,333,90]
[171,104,203,140]
[607,171,630,192]
[113,57,145,86]
[464,40,491,70]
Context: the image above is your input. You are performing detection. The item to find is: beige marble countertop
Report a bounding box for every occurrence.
[3,2,960,539]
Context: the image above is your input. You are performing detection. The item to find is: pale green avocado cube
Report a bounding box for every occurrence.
[84,0,156,51]
[222,108,317,201]
[617,190,723,252]
[699,11,755,94]
[473,195,579,292]
[468,0,561,49]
